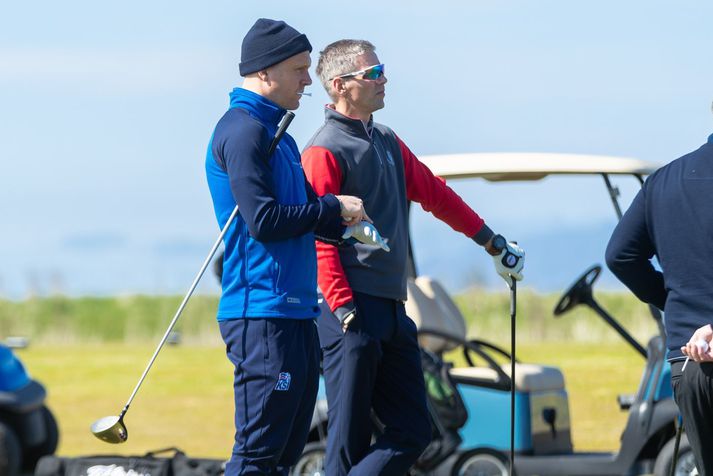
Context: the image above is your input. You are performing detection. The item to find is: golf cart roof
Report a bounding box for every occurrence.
[418,152,660,181]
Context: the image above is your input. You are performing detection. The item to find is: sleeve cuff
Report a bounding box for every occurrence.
[318,193,341,221]
[471,224,495,246]
[334,302,356,322]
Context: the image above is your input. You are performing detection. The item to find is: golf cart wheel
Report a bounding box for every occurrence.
[653,434,697,476]
[451,449,511,476]
[23,406,59,471]
[0,422,22,476]
[291,441,326,476]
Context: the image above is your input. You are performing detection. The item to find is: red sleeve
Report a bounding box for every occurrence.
[302,146,354,311]
[398,135,485,237]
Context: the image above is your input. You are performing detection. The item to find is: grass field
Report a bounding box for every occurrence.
[4,290,661,459]
[17,340,648,459]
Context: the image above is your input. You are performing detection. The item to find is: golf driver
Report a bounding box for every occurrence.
[509,279,517,476]
[91,111,295,443]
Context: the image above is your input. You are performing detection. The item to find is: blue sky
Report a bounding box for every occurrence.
[1,1,711,298]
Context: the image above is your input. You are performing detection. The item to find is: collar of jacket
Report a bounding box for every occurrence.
[324,105,374,140]
[708,133,713,145]
[229,87,286,130]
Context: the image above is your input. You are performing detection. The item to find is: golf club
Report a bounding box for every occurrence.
[509,279,517,476]
[669,414,683,476]
[91,111,295,444]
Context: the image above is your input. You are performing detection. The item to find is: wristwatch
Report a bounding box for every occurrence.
[487,234,507,256]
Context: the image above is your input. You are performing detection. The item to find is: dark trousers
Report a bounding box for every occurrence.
[219,318,320,476]
[671,360,713,475]
[318,292,432,476]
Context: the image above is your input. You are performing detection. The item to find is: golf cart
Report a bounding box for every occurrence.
[296,153,694,476]
[0,342,59,475]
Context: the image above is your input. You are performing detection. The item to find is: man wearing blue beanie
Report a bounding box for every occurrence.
[205,18,368,475]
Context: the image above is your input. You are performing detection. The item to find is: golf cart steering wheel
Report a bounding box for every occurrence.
[553,264,602,316]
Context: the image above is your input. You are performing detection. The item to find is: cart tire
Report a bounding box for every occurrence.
[0,422,22,476]
[23,406,59,471]
[653,434,698,476]
[291,441,326,476]
[451,448,511,476]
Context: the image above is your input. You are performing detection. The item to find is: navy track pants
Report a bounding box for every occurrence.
[672,360,713,475]
[219,318,319,476]
[318,292,432,476]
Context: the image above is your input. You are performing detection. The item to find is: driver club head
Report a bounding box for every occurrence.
[91,415,128,444]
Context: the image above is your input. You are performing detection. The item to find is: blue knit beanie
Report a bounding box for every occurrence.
[239,18,312,76]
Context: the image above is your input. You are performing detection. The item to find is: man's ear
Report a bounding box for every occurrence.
[257,69,269,82]
[332,77,346,96]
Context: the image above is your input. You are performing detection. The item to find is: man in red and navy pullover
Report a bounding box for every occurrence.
[302,39,525,476]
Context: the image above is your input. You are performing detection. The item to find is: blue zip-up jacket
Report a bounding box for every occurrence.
[206,88,342,320]
[606,134,713,360]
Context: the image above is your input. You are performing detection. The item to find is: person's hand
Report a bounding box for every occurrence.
[341,309,356,333]
[335,306,357,333]
[335,195,371,225]
[681,324,713,363]
[493,242,525,287]
[342,221,390,251]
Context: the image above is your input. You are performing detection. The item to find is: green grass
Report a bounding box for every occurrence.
[17,341,647,458]
[4,290,661,457]
[19,344,235,458]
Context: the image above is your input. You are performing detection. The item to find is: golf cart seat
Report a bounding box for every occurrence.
[406,276,565,393]
[407,277,466,354]
[449,364,565,393]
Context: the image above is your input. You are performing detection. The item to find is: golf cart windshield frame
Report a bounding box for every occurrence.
[407,152,663,336]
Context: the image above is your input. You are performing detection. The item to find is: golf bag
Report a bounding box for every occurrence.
[401,349,468,472]
[35,447,224,476]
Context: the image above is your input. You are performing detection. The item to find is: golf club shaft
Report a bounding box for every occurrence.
[669,414,683,476]
[122,205,240,415]
[120,111,295,417]
[510,279,517,476]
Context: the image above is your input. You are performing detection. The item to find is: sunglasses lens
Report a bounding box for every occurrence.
[363,64,384,80]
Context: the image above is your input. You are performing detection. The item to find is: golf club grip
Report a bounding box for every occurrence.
[122,111,297,413]
[267,111,295,157]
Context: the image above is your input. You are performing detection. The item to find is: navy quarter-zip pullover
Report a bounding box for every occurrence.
[206,88,342,320]
[606,134,713,360]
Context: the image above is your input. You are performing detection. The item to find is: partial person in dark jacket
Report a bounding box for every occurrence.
[606,132,713,475]
[302,39,525,476]
[205,20,367,476]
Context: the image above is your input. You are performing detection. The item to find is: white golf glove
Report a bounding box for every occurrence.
[493,242,525,287]
[343,221,390,252]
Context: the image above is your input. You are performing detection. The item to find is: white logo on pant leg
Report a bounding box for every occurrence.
[275,372,291,391]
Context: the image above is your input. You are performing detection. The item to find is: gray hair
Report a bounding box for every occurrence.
[316,39,376,100]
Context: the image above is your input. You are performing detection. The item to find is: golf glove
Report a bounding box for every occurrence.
[343,221,390,252]
[493,242,525,287]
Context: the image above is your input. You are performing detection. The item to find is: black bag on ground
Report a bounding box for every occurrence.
[410,349,468,472]
[421,348,468,431]
[35,447,224,476]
